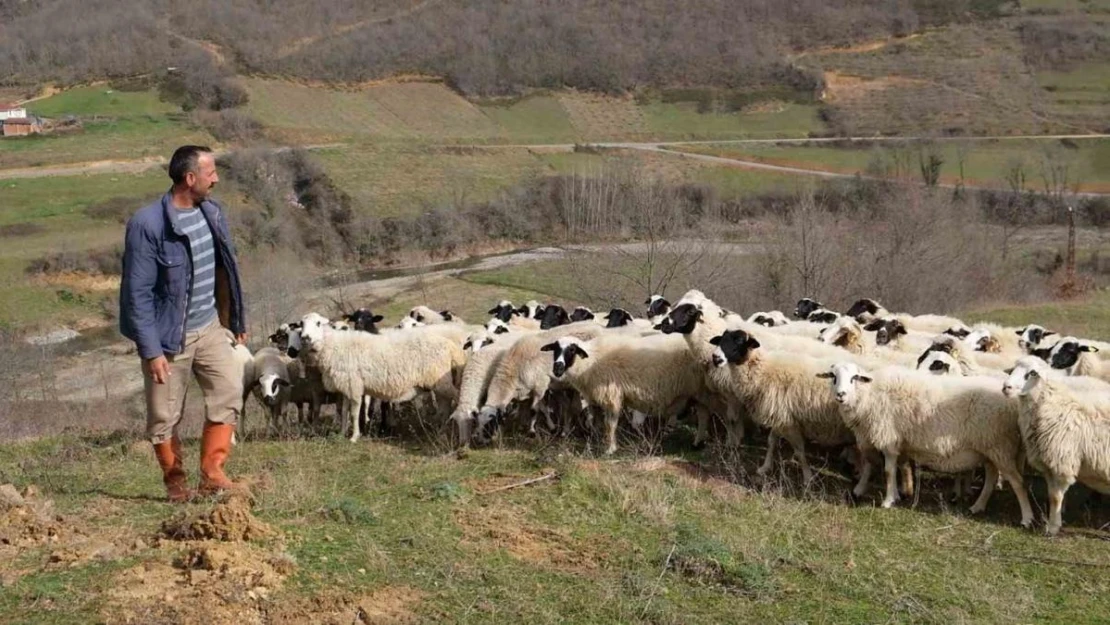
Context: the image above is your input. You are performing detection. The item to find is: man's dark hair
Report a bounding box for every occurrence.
[168,145,213,185]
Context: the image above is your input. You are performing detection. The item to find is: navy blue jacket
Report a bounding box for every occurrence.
[119,192,246,359]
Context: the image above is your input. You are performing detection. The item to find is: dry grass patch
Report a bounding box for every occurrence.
[454,502,607,574]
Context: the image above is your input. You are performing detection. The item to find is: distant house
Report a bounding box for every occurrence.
[0,104,27,121]
[2,116,42,137]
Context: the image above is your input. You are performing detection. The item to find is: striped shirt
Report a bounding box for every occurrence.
[172,207,218,331]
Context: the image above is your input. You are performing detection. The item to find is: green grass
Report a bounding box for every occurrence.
[640,102,824,140]
[0,115,213,169]
[2,430,1110,623]
[964,289,1110,340]
[25,87,180,119]
[478,95,579,143]
[0,171,166,229]
[674,138,1110,191]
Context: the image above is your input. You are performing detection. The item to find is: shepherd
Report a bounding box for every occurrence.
[119,145,248,502]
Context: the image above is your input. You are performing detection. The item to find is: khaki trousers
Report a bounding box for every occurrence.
[144,319,243,444]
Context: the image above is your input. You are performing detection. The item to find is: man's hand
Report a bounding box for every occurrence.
[145,355,171,385]
[235,333,248,346]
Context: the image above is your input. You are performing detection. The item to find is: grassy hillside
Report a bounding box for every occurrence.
[1,430,1109,624]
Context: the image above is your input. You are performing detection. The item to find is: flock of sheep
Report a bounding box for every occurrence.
[232,292,1110,536]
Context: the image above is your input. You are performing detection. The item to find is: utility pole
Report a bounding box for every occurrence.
[1063,204,1077,297]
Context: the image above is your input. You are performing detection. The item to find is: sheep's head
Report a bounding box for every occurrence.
[397,316,423,330]
[1017,324,1056,351]
[819,317,860,348]
[539,304,570,330]
[258,373,290,405]
[709,329,760,367]
[864,317,907,346]
[463,331,496,355]
[815,362,872,405]
[299,312,330,347]
[517,300,544,320]
[807,309,840,324]
[540,337,589,378]
[345,308,383,333]
[484,319,511,335]
[569,306,595,322]
[645,294,672,320]
[473,406,502,444]
[918,350,960,376]
[844,298,884,322]
[1003,357,1049,397]
[944,325,972,340]
[487,300,515,322]
[660,303,703,335]
[605,308,634,328]
[1048,337,1099,370]
[408,305,439,323]
[916,339,956,369]
[794,297,823,320]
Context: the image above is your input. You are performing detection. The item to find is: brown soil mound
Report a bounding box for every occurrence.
[0,483,73,547]
[105,542,297,625]
[268,586,426,625]
[454,503,603,573]
[160,494,274,542]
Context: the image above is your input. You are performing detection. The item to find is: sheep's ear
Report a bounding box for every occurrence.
[643,297,651,305]
[482,338,494,347]
[572,345,590,359]
[853,374,873,383]
[275,379,291,388]
[487,307,499,315]
[1082,345,1099,353]
[1014,330,1023,336]
[372,315,384,323]
[709,335,722,346]
[1003,367,1014,375]
[652,323,663,330]
[863,320,880,331]
[539,342,558,352]
[895,324,907,336]
[415,315,424,322]
[494,326,509,334]
[1044,331,1056,337]
[440,310,454,321]
[746,337,761,349]
[815,372,835,379]
[267,332,279,342]
[463,341,473,350]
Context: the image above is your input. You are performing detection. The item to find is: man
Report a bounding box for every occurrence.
[120,145,247,502]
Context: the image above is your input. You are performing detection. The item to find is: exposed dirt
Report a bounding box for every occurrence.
[454,503,604,573]
[267,586,427,625]
[0,483,73,547]
[821,71,930,103]
[104,541,296,625]
[160,494,275,542]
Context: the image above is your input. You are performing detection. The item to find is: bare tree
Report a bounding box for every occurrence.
[917,142,944,187]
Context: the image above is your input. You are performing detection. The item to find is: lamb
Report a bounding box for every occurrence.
[474,322,605,442]
[819,361,1034,527]
[248,347,292,430]
[298,312,466,442]
[541,333,710,455]
[1003,356,1110,534]
[407,305,464,325]
[747,311,790,327]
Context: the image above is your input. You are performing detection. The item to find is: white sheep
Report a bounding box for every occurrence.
[248,347,292,430]
[475,322,605,441]
[707,328,855,483]
[407,305,464,325]
[298,312,465,442]
[397,316,425,330]
[747,311,790,327]
[843,297,967,335]
[1047,337,1108,381]
[645,294,672,325]
[819,361,1034,526]
[540,333,710,455]
[1003,356,1110,535]
[451,332,526,446]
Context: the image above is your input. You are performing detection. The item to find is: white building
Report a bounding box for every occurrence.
[0,105,27,121]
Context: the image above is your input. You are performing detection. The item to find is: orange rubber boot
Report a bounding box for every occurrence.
[153,437,193,503]
[198,422,238,495]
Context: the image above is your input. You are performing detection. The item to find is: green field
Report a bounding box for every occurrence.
[0,88,213,171]
[674,138,1110,191]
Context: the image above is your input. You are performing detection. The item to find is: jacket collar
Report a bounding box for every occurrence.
[161,190,219,237]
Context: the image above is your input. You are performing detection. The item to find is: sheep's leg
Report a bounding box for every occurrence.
[899,461,915,499]
[969,463,998,515]
[996,464,1034,529]
[781,427,812,483]
[693,403,711,448]
[348,396,363,443]
[604,410,620,455]
[853,446,875,498]
[881,449,901,509]
[723,400,743,448]
[757,432,780,476]
[630,410,648,437]
[1044,474,1073,536]
[432,372,458,420]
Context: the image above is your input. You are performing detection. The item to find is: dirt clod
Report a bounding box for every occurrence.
[160,494,274,542]
[0,483,71,547]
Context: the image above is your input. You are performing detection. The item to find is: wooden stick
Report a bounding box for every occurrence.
[479,472,557,495]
